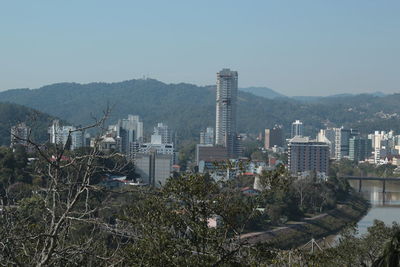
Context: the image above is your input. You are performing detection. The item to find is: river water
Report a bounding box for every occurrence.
[349,180,400,235]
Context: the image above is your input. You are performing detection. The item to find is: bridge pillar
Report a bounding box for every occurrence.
[383,180,386,193]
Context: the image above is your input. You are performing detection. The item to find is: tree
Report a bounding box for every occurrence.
[310,220,400,266]
[293,175,313,210]
[373,230,400,266]
[118,173,266,266]
[0,110,129,266]
[250,150,268,162]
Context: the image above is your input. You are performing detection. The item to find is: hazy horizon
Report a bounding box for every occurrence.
[1,0,400,96]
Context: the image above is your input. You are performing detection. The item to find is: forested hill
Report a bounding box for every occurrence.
[0,102,56,146]
[1,79,400,139]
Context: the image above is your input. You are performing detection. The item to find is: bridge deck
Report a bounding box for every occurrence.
[343,176,400,181]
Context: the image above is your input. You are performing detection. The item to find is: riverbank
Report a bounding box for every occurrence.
[241,195,369,249]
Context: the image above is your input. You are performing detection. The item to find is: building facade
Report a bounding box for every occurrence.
[215,68,238,158]
[349,136,372,162]
[317,127,359,160]
[153,122,172,144]
[48,120,84,150]
[10,123,30,148]
[288,136,330,175]
[196,144,229,165]
[200,127,214,145]
[105,115,143,159]
[264,125,284,149]
[135,151,173,187]
[291,120,303,138]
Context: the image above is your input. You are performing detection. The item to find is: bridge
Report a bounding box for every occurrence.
[343,176,400,193]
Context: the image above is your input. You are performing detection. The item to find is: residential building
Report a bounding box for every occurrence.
[291,120,303,138]
[48,120,84,150]
[153,122,172,144]
[196,145,229,165]
[317,129,335,158]
[349,136,372,162]
[10,123,30,148]
[106,115,143,159]
[288,136,330,176]
[139,133,176,163]
[113,115,143,155]
[264,125,284,149]
[139,143,174,156]
[317,127,359,160]
[200,127,214,145]
[215,68,239,158]
[368,130,398,163]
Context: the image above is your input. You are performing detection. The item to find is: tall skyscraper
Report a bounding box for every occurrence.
[291,120,304,138]
[215,68,238,157]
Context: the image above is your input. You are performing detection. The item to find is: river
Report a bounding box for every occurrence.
[349,179,400,235]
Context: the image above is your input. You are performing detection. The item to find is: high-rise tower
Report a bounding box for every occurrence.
[215,68,238,157]
[291,120,304,138]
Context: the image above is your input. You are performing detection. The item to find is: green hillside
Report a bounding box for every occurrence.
[1,79,400,140]
[0,102,55,146]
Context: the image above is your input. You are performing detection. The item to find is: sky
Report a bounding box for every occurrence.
[1,0,399,96]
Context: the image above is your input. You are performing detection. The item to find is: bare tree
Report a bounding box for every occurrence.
[293,176,313,209]
[0,109,129,266]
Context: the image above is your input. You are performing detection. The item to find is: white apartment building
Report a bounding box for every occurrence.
[153,122,172,144]
[291,120,304,138]
[200,127,214,145]
[48,120,83,150]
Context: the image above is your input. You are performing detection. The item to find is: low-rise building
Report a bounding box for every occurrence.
[135,152,173,187]
[196,145,229,165]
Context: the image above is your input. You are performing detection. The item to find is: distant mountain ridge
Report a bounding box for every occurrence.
[238,86,386,101]
[0,79,398,141]
[291,92,387,103]
[239,87,286,99]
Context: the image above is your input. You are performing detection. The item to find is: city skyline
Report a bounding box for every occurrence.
[2,2,400,263]
[1,1,400,96]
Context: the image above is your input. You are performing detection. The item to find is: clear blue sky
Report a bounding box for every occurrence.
[1,0,399,96]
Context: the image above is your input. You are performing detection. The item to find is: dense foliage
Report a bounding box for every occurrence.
[330,159,399,178]
[306,220,400,266]
[0,141,355,265]
[0,146,33,204]
[1,142,400,265]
